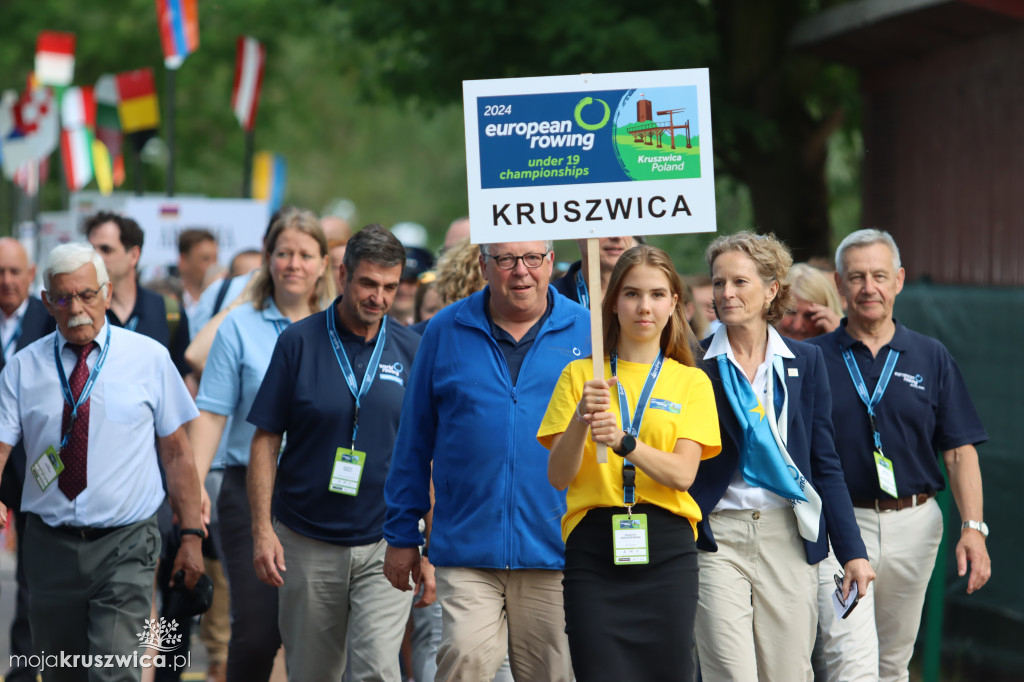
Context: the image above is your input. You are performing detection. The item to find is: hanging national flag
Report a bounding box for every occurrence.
[94,75,125,187]
[13,157,50,197]
[156,0,199,70]
[116,69,160,134]
[35,31,76,87]
[1,83,59,180]
[59,86,96,191]
[91,139,113,194]
[231,37,265,132]
[252,151,286,212]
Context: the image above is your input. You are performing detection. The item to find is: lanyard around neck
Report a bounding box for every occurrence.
[841,344,900,451]
[610,349,665,507]
[326,306,387,448]
[574,268,589,309]
[54,324,111,449]
[1,316,23,360]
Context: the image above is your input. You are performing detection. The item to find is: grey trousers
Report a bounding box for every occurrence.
[275,521,413,681]
[24,513,161,682]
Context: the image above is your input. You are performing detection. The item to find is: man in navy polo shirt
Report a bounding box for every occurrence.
[246,224,421,681]
[810,229,990,682]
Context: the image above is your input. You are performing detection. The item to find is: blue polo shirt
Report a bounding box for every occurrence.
[809,319,987,500]
[484,289,553,385]
[247,299,419,546]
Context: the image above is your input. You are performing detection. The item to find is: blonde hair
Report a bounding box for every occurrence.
[435,238,486,304]
[787,263,842,316]
[248,208,335,312]
[705,231,792,326]
[603,245,697,367]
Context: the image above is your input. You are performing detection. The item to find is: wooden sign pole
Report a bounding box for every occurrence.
[587,238,608,464]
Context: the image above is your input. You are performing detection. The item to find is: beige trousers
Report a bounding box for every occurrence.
[434,566,572,682]
[695,507,818,682]
[816,498,943,682]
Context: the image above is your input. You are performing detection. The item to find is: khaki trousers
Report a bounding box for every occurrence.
[434,567,572,682]
[816,498,943,682]
[695,508,818,682]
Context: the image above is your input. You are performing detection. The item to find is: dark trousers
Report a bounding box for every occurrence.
[23,513,161,682]
[5,511,35,682]
[219,467,280,682]
[563,504,699,682]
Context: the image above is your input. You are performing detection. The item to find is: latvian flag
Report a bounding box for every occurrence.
[35,31,76,87]
[60,86,95,190]
[231,37,265,132]
[116,68,160,135]
[156,0,199,70]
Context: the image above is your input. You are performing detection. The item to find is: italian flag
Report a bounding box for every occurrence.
[60,86,95,191]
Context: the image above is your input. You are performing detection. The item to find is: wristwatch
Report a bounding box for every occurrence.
[961,520,989,538]
[180,528,207,540]
[613,433,637,457]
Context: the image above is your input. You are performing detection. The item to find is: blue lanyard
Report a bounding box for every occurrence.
[610,349,665,507]
[125,315,139,332]
[53,324,111,450]
[2,317,23,361]
[272,319,288,336]
[326,307,387,448]
[841,345,900,452]
[574,268,589,308]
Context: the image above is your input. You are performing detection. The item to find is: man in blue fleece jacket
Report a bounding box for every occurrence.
[383,238,590,682]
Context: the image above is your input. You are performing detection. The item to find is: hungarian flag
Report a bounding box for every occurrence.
[252,151,286,212]
[60,86,96,191]
[35,31,76,87]
[231,37,265,132]
[156,0,199,70]
[116,68,160,134]
[94,75,125,187]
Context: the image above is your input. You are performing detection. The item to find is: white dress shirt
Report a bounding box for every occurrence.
[705,324,796,512]
[0,298,29,362]
[0,322,199,527]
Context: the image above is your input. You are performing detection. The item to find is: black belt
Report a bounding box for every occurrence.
[50,523,124,541]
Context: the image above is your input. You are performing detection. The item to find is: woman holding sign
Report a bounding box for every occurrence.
[539,244,721,680]
[189,208,334,682]
[689,232,873,681]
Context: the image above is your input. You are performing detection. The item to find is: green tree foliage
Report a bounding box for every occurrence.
[0,0,469,246]
[343,0,863,264]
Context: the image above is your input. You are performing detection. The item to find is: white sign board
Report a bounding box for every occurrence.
[122,197,269,270]
[463,69,716,244]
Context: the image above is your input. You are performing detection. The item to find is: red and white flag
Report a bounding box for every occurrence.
[35,31,76,87]
[231,37,265,132]
[1,83,59,180]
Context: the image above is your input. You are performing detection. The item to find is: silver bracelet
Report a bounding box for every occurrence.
[573,403,588,425]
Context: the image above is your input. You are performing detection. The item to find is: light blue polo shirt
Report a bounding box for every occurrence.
[195,298,290,468]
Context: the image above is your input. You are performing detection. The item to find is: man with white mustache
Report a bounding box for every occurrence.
[0,242,204,682]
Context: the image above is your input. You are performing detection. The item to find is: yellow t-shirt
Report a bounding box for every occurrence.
[538,356,721,542]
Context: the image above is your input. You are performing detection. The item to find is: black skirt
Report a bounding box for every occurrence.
[563,504,699,682]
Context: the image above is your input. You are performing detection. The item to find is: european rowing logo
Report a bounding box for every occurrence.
[893,371,925,391]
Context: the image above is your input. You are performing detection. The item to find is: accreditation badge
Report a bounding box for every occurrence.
[611,513,649,565]
[873,450,898,498]
[31,445,64,491]
[329,447,366,496]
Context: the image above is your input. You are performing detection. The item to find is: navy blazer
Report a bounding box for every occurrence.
[0,296,56,509]
[690,334,867,566]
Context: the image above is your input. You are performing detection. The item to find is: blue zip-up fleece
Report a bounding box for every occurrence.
[384,286,591,570]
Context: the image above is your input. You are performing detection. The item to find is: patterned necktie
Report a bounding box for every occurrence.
[58,341,96,500]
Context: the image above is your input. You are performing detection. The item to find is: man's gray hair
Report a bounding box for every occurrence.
[479,240,554,256]
[44,243,110,290]
[835,229,901,275]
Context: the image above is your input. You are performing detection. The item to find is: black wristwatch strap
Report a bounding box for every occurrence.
[180,528,207,540]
